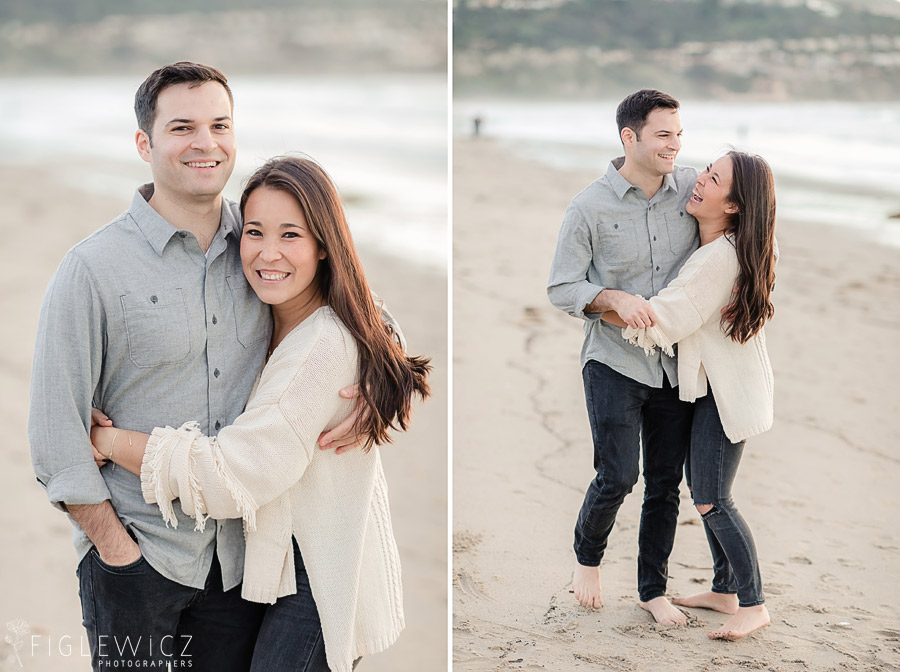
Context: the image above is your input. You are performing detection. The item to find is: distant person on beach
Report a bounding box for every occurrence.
[548,89,698,626]
[599,150,775,640]
[89,155,431,670]
[28,62,399,671]
[473,115,483,136]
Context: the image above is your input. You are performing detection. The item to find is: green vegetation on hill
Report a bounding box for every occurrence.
[454,0,900,99]
[455,0,898,52]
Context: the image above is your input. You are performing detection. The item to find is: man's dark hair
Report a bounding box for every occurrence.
[615,89,680,142]
[134,62,233,143]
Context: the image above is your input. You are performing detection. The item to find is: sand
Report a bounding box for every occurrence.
[0,162,447,671]
[452,138,900,672]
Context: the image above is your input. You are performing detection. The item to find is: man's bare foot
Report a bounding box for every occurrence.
[639,596,687,626]
[708,604,770,641]
[673,590,738,615]
[572,562,602,609]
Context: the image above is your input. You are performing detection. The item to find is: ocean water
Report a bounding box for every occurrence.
[0,75,448,270]
[455,99,900,249]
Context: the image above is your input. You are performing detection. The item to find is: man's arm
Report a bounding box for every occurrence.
[29,253,133,561]
[547,202,608,320]
[547,202,657,326]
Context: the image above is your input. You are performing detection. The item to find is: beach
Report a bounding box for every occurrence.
[452,138,900,671]
[0,162,447,671]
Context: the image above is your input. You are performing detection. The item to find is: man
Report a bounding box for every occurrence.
[28,62,367,670]
[547,89,699,626]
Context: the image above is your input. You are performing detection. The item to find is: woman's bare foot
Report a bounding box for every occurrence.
[708,604,770,641]
[572,562,602,609]
[639,596,687,626]
[673,590,738,615]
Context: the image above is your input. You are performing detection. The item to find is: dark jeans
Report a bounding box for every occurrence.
[77,547,265,671]
[250,539,360,672]
[575,360,694,602]
[686,390,765,607]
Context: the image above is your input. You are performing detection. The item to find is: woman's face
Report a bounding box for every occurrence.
[240,186,326,308]
[686,155,737,222]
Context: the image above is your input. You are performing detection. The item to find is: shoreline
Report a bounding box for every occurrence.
[0,163,446,672]
[452,138,900,671]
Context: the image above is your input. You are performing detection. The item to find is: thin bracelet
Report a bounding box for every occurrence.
[108,429,120,472]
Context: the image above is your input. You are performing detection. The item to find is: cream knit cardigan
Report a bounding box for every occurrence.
[140,306,403,672]
[623,235,774,442]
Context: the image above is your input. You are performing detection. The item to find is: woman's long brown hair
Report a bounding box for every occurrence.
[241,156,431,449]
[721,151,777,344]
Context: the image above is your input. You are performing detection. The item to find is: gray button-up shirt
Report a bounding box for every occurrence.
[29,185,272,590]
[547,159,700,388]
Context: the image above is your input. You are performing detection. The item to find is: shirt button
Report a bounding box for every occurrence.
[212,315,218,325]
[150,295,158,304]
[215,421,221,431]
[613,223,619,229]
[656,266,660,271]
[179,232,187,239]
[214,368,220,378]
[653,236,657,241]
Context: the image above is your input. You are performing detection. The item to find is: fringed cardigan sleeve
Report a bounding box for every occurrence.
[623,237,739,355]
[140,311,357,602]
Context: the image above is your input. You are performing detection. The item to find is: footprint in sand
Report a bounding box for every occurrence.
[453,568,493,602]
[573,653,633,670]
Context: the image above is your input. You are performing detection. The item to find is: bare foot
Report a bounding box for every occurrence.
[639,596,687,626]
[673,590,738,615]
[708,604,770,641]
[572,562,602,609]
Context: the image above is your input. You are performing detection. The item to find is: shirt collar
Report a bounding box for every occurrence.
[605,157,678,201]
[129,184,241,256]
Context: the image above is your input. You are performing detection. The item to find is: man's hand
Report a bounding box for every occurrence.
[68,501,141,567]
[318,385,369,455]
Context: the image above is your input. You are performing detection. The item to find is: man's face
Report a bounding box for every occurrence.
[625,107,682,178]
[136,81,235,205]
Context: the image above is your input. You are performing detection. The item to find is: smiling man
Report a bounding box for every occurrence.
[547,89,699,626]
[27,62,376,672]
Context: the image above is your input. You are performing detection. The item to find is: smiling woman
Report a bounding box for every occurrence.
[241,186,328,340]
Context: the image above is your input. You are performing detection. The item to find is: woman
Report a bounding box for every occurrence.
[602,151,776,641]
[91,156,431,671]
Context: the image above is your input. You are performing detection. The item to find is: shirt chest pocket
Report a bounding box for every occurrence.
[121,289,192,368]
[226,275,270,347]
[664,211,696,256]
[596,218,640,266]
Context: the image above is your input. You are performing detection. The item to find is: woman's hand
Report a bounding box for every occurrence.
[90,409,116,468]
[91,408,112,469]
[612,294,657,329]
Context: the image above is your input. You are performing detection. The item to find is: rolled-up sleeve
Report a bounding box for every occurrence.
[547,202,606,320]
[29,253,111,509]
